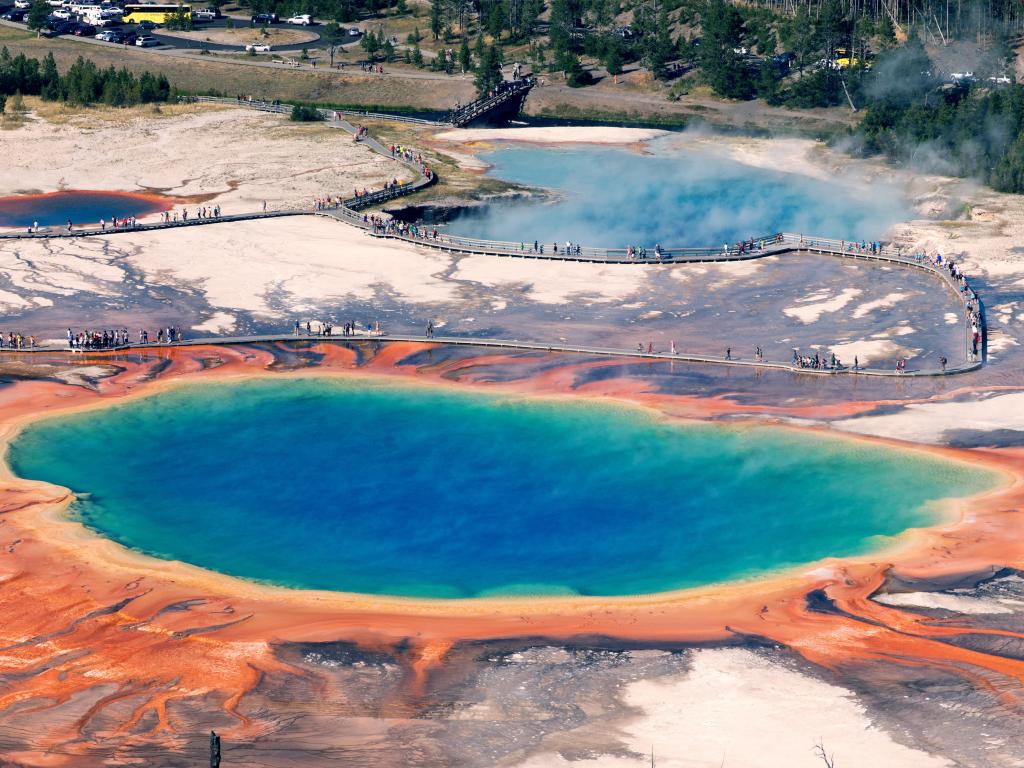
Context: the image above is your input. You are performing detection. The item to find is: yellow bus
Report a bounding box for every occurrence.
[121,3,191,23]
[833,48,862,70]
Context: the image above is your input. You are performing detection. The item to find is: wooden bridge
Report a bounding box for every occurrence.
[448,79,535,127]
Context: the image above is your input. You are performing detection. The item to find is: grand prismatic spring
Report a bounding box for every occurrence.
[8,378,999,598]
[2,94,1024,768]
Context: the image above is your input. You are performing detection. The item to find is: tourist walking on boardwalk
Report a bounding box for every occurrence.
[725,347,732,360]
[426,320,435,338]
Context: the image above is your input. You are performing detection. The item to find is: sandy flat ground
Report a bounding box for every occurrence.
[514,649,952,768]
[0,103,410,215]
[434,126,669,145]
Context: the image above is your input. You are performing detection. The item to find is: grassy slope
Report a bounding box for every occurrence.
[0,25,858,135]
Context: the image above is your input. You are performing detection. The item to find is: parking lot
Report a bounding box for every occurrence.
[0,3,364,53]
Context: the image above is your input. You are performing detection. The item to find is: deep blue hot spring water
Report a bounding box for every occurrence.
[443,142,909,247]
[0,190,170,228]
[8,379,996,598]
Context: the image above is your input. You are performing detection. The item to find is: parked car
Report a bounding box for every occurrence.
[135,33,158,46]
[13,0,32,8]
[1,8,28,19]
[51,7,73,18]
[245,42,271,51]
[41,19,78,34]
[72,22,96,34]
[250,12,276,23]
[285,13,311,24]
[95,28,119,40]
[137,18,156,29]
[45,0,65,6]
[119,30,137,43]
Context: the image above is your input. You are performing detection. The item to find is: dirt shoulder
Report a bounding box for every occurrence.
[525,79,859,135]
[158,27,319,46]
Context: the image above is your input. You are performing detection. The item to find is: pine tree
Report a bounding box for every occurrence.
[429,0,443,40]
[698,0,751,99]
[645,6,674,80]
[360,29,381,58]
[27,0,49,31]
[474,43,502,95]
[459,36,471,72]
[603,36,622,76]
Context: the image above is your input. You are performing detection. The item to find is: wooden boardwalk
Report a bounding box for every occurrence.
[0,98,985,378]
[0,332,981,378]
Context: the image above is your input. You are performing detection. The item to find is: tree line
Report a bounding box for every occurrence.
[855,40,1024,193]
[0,49,171,107]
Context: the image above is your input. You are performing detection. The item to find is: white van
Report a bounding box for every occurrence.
[84,9,118,24]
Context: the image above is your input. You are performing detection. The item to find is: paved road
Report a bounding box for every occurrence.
[151,17,326,52]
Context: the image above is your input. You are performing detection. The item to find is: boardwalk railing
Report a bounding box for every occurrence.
[0,331,980,377]
[449,79,534,127]
[0,97,984,377]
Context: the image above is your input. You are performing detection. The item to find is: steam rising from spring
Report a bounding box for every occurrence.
[445,137,912,248]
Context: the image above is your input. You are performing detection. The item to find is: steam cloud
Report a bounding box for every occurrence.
[447,138,912,248]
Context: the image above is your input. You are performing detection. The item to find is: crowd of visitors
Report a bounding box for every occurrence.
[65,327,183,350]
[292,319,382,337]
[938,257,982,357]
[27,215,146,234]
[389,144,424,165]
[159,206,221,223]
[25,208,225,235]
[792,349,845,370]
[1,333,37,349]
[313,197,342,210]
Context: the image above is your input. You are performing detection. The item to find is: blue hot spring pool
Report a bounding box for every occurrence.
[0,190,172,228]
[443,142,910,247]
[7,379,997,598]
